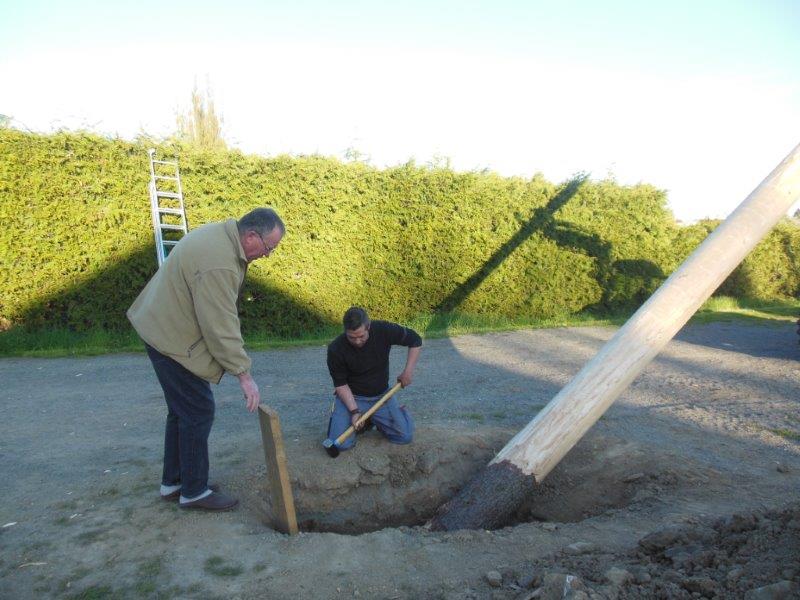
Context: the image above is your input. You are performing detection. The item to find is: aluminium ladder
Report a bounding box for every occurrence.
[147,148,189,266]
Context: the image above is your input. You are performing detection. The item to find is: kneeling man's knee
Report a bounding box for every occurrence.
[395,431,413,445]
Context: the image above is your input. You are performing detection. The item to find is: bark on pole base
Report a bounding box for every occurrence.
[428,142,800,532]
[428,461,534,531]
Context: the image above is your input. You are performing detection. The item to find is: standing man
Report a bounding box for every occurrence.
[128,207,284,511]
[326,307,422,451]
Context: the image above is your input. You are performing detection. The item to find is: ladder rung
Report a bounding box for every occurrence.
[158,208,184,215]
[155,191,182,199]
[159,224,186,231]
[155,175,179,181]
[151,160,177,166]
[162,241,180,246]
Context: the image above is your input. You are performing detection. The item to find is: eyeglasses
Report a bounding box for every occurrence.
[257,232,278,256]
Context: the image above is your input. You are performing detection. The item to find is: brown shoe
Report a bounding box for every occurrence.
[179,491,238,511]
[161,482,220,502]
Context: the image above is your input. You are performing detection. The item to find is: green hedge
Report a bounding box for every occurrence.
[1,129,797,336]
[672,220,800,300]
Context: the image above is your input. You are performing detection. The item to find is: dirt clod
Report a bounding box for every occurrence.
[486,571,503,587]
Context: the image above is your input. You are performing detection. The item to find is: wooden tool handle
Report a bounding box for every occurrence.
[335,382,403,445]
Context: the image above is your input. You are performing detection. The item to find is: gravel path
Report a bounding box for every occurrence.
[0,321,798,599]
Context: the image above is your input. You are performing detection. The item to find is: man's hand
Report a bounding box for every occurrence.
[397,370,414,388]
[237,372,260,412]
[335,384,362,429]
[351,411,364,431]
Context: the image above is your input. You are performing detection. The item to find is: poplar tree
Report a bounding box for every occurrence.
[176,86,226,149]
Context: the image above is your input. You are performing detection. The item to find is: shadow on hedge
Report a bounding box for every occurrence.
[13,244,332,338]
[428,175,666,331]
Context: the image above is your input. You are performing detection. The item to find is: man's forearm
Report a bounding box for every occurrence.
[396,346,421,388]
[404,346,421,374]
[334,385,358,412]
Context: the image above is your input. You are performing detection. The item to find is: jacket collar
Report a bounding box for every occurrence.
[224,218,248,265]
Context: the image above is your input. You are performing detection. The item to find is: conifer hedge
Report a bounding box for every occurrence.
[1,129,797,335]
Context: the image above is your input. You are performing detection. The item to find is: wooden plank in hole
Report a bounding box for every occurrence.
[257,405,298,535]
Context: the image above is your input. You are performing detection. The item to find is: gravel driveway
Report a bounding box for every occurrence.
[1,321,798,598]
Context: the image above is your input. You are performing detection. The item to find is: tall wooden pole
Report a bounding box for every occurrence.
[429,143,800,531]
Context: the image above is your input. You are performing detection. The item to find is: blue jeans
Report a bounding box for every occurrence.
[145,343,214,498]
[327,389,414,450]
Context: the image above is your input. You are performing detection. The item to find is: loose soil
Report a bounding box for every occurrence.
[1,321,798,599]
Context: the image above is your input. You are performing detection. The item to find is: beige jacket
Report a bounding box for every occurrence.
[127,219,251,383]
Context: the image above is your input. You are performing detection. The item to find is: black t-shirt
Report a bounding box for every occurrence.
[326,320,422,397]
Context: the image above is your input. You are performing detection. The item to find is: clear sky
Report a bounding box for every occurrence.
[2,0,799,221]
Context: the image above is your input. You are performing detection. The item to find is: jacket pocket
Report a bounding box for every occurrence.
[187,338,203,357]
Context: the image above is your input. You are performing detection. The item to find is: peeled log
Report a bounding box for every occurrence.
[429,143,800,531]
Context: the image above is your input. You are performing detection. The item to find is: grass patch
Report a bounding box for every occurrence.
[97,487,120,499]
[223,455,245,466]
[132,480,155,493]
[693,296,799,325]
[58,567,92,595]
[0,312,622,358]
[204,555,243,578]
[70,567,91,581]
[76,528,109,545]
[0,297,795,357]
[465,413,485,422]
[415,310,624,337]
[0,327,141,357]
[134,580,157,596]
[133,556,164,596]
[768,428,800,442]
[137,556,163,579]
[23,540,53,553]
[66,585,114,600]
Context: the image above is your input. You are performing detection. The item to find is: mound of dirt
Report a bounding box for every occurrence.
[514,436,705,524]
[478,503,800,599]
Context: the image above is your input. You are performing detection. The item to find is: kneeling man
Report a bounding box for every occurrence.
[326,307,422,450]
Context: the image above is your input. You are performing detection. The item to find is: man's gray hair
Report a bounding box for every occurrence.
[237,207,285,236]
